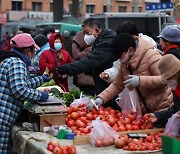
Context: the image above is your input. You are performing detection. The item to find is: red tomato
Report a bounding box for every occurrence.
[70,112,79,120]
[132,120,142,126]
[126,124,133,130]
[134,145,142,151]
[71,126,77,133]
[119,125,126,131]
[121,118,131,125]
[145,136,153,143]
[98,110,105,115]
[143,114,149,121]
[147,143,155,150]
[116,112,122,118]
[79,117,86,123]
[81,128,89,134]
[95,139,103,147]
[114,138,126,149]
[48,139,59,148]
[71,106,79,112]
[53,146,62,154]
[47,144,54,152]
[67,107,73,114]
[79,111,86,117]
[91,108,98,114]
[129,145,135,151]
[67,120,75,127]
[107,117,116,127]
[86,113,93,120]
[62,149,68,154]
[109,109,116,114]
[127,114,136,122]
[123,146,129,150]
[113,125,119,132]
[132,125,140,130]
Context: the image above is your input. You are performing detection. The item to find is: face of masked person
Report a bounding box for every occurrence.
[84,33,96,45]
[54,42,62,51]
[120,48,135,64]
[167,79,178,90]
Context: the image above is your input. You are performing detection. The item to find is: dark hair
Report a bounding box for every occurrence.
[116,21,138,36]
[14,45,34,53]
[111,33,136,56]
[43,26,55,36]
[82,18,101,29]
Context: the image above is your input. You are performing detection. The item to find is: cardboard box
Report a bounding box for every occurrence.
[29,112,67,132]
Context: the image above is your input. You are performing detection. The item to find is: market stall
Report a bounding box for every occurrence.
[11,83,180,154]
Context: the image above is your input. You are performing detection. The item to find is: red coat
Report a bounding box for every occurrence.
[175,84,180,98]
[39,33,73,91]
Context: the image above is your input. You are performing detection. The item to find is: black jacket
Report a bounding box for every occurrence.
[154,48,180,125]
[64,29,119,95]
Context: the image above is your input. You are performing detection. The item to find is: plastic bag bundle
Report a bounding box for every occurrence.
[164,113,180,137]
[70,95,91,108]
[116,87,142,119]
[86,118,119,147]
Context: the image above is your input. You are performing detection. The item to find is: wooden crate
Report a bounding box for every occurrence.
[73,128,165,145]
[29,112,67,132]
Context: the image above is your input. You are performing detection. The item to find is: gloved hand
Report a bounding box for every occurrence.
[55,66,68,75]
[87,97,103,111]
[123,75,140,88]
[42,74,51,82]
[39,92,49,102]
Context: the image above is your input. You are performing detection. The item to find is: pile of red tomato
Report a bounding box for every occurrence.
[114,131,163,151]
[47,139,76,154]
[66,105,153,136]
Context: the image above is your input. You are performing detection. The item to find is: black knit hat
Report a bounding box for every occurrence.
[34,34,48,48]
[43,26,55,37]
[111,33,136,56]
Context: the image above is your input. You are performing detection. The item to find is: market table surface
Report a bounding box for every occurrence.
[11,125,163,154]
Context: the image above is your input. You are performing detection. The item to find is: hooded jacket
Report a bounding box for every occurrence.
[62,29,119,95]
[39,33,73,91]
[99,37,173,114]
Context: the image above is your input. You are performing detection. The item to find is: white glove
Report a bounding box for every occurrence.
[87,97,103,111]
[124,75,140,88]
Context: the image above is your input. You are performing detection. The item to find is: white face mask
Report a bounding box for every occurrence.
[84,34,96,45]
[167,80,178,90]
[47,34,51,39]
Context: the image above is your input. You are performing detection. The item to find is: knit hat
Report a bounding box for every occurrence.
[34,34,48,48]
[11,33,40,50]
[111,33,136,55]
[158,54,180,81]
[157,26,180,43]
[43,26,55,37]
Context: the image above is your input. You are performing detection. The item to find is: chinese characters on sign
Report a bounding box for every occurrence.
[146,2,173,12]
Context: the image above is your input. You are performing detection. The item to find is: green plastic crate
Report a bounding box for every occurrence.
[162,135,180,154]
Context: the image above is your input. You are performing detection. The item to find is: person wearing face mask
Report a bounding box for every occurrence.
[42,26,55,39]
[39,33,73,91]
[145,54,180,125]
[88,33,173,114]
[55,18,120,110]
[157,25,180,60]
[0,33,51,153]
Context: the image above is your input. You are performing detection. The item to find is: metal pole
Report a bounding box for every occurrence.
[72,0,79,18]
[106,0,111,12]
[158,11,162,35]
[133,0,139,12]
[53,0,63,22]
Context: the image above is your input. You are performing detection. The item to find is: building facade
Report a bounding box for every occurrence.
[0,0,178,22]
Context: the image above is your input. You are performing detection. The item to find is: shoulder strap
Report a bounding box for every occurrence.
[128,65,151,113]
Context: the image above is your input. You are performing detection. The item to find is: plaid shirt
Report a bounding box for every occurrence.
[0,57,44,153]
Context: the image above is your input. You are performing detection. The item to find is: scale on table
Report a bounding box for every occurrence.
[24,95,67,114]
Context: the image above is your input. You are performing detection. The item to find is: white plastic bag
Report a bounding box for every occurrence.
[86,118,119,147]
[116,87,142,119]
[70,96,91,108]
[164,113,180,137]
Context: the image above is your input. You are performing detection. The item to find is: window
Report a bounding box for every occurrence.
[86,5,95,13]
[32,2,42,11]
[50,3,53,12]
[119,6,127,12]
[103,5,107,12]
[12,1,22,11]
[132,6,142,12]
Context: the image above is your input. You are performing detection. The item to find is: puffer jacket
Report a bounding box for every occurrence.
[99,37,173,114]
[72,31,94,86]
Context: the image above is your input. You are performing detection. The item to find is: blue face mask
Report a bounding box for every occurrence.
[54,42,62,51]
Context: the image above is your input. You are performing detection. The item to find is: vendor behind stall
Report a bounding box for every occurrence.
[146,54,180,125]
[88,33,173,114]
[0,33,51,153]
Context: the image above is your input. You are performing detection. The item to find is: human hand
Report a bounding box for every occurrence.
[99,72,109,80]
[54,66,68,75]
[176,111,180,118]
[87,97,103,111]
[145,113,158,123]
[39,92,49,102]
[42,74,51,82]
[124,75,140,88]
